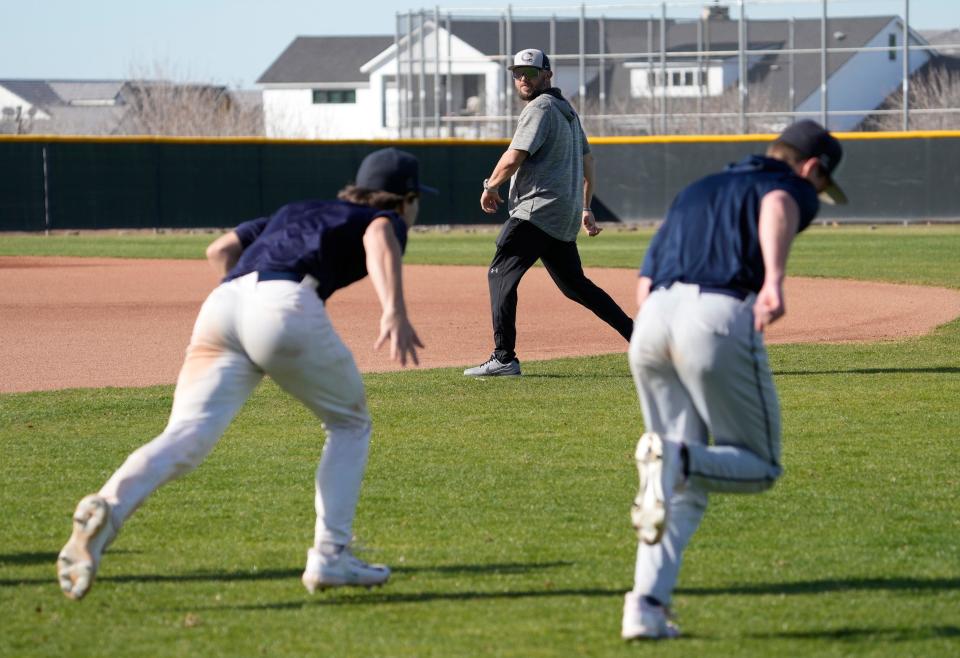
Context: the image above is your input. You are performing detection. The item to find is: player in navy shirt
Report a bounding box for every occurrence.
[225,199,409,302]
[58,148,432,600]
[621,121,847,640]
[640,154,820,295]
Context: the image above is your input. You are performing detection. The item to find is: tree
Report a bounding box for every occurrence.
[117,80,263,136]
[861,62,960,131]
[116,65,263,137]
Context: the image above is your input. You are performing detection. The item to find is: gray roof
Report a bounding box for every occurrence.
[921,28,960,55]
[0,79,127,108]
[257,35,395,84]
[0,80,68,107]
[48,81,126,103]
[446,15,897,105]
[599,15,898,106]
[257,15,906,107]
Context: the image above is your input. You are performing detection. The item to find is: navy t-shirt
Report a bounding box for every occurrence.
[640,155,819,294]
[224,199,408,301]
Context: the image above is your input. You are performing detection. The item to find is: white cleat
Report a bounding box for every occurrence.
[621,591,681,640]
[57,495,117,600]
[301,544,390,594]
[630,432,678,545]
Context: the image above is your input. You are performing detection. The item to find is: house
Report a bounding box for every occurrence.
[257,10,937,139]
[257,36,396,139]
[0,80,262,136]
[0,80,127,134]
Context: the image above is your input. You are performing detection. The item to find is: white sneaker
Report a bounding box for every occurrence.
[463,357,521,377]
[57,494,117,600]
[630,433,680,545]
[621,591,680,640]
[301,544,390,593]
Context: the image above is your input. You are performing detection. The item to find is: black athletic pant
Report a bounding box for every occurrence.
[488,217,634,364]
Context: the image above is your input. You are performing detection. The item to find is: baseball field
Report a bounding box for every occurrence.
[1,225,959,656]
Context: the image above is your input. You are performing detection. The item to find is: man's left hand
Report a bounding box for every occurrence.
[582,210,602,237]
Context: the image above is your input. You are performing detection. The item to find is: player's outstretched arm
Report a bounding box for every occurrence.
[205,231,243,278]
[363,217,424,366]
[754,189,800,332]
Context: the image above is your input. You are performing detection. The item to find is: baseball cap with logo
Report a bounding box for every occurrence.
[776,119,848,205]
[508,48,551,71]
[355,147,438,196]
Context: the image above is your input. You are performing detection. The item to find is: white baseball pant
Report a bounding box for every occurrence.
[627,282,783,605]
[98,271,371,547]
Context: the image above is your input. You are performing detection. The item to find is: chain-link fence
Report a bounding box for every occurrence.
[393,0,960,138]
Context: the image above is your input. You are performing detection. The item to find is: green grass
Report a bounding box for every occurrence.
[1,227,958,655]
[2,224,959,288]
[1,320,958,656]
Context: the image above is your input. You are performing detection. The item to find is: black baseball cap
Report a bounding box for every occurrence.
[355,148,438,196]
[508,48,551,71]
[776,120,847,205]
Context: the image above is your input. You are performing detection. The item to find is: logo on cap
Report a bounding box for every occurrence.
[522,51,535,63]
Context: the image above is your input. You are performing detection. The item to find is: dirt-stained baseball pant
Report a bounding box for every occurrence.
[97,271,371,547]
[627,282,783,604]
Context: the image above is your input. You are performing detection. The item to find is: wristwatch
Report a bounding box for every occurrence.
[482,178,494,191]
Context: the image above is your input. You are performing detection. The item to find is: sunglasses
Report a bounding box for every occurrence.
[512,66,541,80]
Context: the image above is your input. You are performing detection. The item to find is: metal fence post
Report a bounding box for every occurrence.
[506,4,513,134]
[434,6,441,138]
[659,2,667,134]
[395,13,403,138]
[579,4,586,115]
[820,0,828,127]
[446,12,453,138]
[739,0,747,133]
[903,0,910,130]
[418,10,427,138]
[789,17,796,120]
[406,11,414,139]
[600,15,607,134]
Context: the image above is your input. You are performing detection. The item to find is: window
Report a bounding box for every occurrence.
[888,33,897,61]
[684,71,694,86]
[312,89,356,104]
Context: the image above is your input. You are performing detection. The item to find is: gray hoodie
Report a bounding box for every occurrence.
[507,90,592,242]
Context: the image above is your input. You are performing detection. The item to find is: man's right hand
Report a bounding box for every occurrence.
[753,281,786,332]
[481,188,503,214]
[374,310,424,367]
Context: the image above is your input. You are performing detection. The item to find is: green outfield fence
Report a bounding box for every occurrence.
[2,132,959,231]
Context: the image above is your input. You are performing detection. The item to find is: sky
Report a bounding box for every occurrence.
[4,0,960,89]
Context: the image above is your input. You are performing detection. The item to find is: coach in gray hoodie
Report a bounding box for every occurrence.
[465,48,633,377]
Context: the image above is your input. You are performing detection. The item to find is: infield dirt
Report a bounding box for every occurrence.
[3,256,960,393]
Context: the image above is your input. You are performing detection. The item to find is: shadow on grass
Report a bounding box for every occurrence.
[181,586,626,612]
[0,548,141,568]
[678,576,960,596]
[774,366,960,376]
[521,373,632,380]
[748,625,960,641]
[0,552,59,566]
[0,560,573,587]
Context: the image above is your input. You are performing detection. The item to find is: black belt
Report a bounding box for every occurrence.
[257,271,303,283]
[697,285,750,301]
[657,283,751,301]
